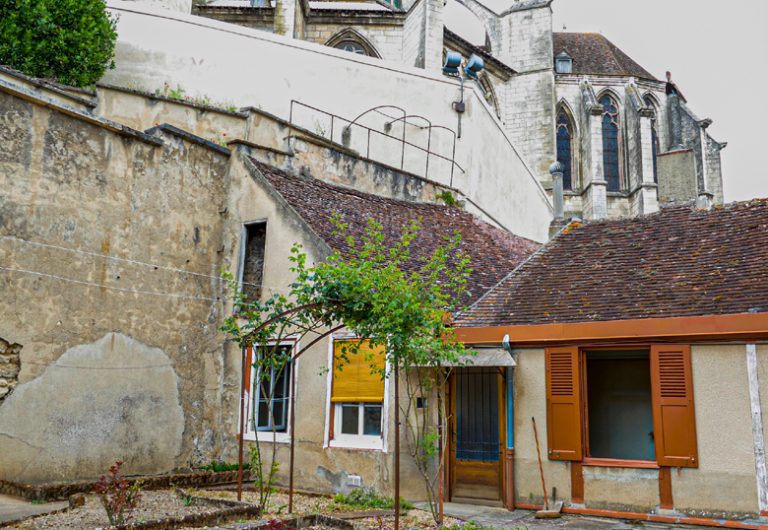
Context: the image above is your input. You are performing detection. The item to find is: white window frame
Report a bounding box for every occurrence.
[243,338,298,444]
[324,332,389,451]
[333,402,385,450]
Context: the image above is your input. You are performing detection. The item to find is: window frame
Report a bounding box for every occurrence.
[324,333,390,452]
[244,339,298,444]
[581,347,657,468]
[237,219,268,306]
[332,402,385,450]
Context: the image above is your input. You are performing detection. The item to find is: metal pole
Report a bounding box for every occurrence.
[437,372,444,523]
[288,354,297,513]
[237,345,248,502]
[394,364,401,530]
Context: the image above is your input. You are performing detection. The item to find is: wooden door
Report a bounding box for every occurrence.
[449,368,504,502]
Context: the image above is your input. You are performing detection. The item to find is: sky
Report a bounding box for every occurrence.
[445,0,768,202]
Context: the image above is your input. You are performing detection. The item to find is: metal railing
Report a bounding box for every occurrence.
[288,100,463,186]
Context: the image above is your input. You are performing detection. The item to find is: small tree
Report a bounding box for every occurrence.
[93,460,142,526]
[0,0,118,87]
[223,216,472,523]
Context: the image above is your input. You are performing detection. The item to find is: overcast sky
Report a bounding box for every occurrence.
[446,0,768,202]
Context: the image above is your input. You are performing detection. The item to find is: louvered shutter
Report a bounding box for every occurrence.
[545,347,583,461]
[650,345,698,468]
[332,340,386,403]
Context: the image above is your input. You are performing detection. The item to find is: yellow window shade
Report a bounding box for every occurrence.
[332,340,386,403]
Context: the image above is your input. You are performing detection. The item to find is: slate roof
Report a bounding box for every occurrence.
[455,200,768,327]
[250,159,540,306]
[553,32,658,81]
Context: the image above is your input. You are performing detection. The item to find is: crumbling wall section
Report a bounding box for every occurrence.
[0,339,21,402]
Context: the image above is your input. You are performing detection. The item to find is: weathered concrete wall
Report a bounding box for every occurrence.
[0,84,235,482]
[0,334,184,482]
[103,1,552,242]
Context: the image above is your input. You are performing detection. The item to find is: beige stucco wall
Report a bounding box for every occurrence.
[512,348,571,505]
[673,345,758,516]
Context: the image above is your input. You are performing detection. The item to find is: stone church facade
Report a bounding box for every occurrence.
[195,0,725,221]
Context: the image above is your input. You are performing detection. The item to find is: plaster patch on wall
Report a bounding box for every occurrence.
[0,333,185,483]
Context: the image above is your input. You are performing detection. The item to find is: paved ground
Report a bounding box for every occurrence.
[415,502,726,530]
[0,494,68,525]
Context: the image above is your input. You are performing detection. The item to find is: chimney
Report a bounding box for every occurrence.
[549,161,567,239]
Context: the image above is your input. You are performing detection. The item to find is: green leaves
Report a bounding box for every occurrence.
[0,0,118,87]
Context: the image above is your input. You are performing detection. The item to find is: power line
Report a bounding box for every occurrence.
[0,265,223,302]
[0,235,263,287]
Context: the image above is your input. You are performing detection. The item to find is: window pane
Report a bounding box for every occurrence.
[363,404,382,436]
[257,401,269,429]
[341,404,359,435]
[586,350,654,461]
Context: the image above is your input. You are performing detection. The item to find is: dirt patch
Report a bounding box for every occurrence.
[4,490,221,529]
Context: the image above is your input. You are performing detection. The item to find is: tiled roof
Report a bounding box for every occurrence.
[553,32,658,81]
[456,200,768,327]
[250,159,540,306]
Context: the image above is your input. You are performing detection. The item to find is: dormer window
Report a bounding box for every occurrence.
[555,51,573,74]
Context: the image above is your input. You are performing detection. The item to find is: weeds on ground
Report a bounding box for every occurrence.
[332,487,414,511]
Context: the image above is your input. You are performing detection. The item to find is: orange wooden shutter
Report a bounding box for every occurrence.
[650,345,698,468]
[332,340,386,403]
[545,347,583,461]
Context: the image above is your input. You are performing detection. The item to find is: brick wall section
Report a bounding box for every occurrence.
[0,338,21,402]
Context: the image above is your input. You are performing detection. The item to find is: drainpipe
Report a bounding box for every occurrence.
[549,161,567,239]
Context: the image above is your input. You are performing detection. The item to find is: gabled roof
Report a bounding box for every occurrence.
[249,159,540,306]
[455,200,768,327]
[553,32,658,81]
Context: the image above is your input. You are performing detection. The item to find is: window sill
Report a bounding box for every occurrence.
[582,457,658,469]
[244,432,292,444]
[329,438,384,451]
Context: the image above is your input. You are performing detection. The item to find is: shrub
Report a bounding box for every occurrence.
[0,0,118,87]
[93,460,142,526]
[199,460,251,472]
[333,487,413,511]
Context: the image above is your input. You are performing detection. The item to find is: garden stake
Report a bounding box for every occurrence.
[532,416,562,518]
[237,345,247,502]
[394,363,400,530]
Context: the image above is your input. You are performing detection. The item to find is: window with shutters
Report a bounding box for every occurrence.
[329,339,387,450]
[546,345,698,468]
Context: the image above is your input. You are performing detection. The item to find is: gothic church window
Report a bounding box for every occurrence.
[556,107,574,190]
[600,94,621,192]
[335,41,367,55]
[643,95,660,183]
[326,30,380,58]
